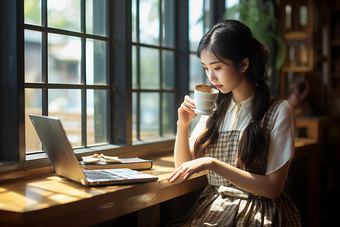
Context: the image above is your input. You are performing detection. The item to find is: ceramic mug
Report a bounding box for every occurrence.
[194,84,219,115]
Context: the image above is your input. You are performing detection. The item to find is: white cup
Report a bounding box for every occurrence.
[194,84,219,115]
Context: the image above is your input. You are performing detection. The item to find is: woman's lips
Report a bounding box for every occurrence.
[214,85,223,89]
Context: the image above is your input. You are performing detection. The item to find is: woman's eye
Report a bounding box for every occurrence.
[213,67,220,71]
[203,67,208,71]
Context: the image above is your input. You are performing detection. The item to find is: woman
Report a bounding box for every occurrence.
[166,20,301,226]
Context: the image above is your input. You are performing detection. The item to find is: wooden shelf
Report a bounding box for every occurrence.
[282,65,312,72]
[279,0,318,98]
[284,31,308,40]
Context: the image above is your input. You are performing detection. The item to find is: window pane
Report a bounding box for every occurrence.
[86,39,107,85]
[162,0,175,48]
[140,93,159,139]
[48,89,81,147]
[87,89,108,145]
[25,89,42,153]
[162,50,174,89]
[162,92,174,135]
[132,46,138,89]
[86,0,108,36]
[190,54,205,90]
[140,47,159,89]
[25,30,42,83]
[140,0,159,46]
[24,0,41,26]
[48,0,81,32]
[189,0,204,52]
[132,0,138,43]
[48,34,81,84]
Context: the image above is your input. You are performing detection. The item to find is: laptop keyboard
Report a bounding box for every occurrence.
[83,169,124,180]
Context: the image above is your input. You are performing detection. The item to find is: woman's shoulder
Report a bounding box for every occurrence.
[264,97,296,127]
[269,97,294,113]
[276,99,295,113]
[271,98,296,125]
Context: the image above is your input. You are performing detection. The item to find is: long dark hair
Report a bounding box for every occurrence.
[194,20,270,171]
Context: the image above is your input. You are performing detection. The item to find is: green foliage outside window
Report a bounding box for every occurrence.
[223,0,286,93]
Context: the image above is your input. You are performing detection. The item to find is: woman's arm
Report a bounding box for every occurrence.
[174,122,194,168]
[174,95,199,168]
[210,158,290,200]
[168,157,290,200]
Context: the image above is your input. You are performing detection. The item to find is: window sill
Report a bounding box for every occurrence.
[0,137,175,182]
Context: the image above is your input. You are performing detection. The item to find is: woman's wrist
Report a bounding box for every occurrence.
[176,120,191,127]
[205,157,216,170]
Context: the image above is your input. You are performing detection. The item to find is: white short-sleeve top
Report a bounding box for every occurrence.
[189,96,296,175]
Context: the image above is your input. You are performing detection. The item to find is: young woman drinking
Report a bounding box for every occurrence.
[166,20,301,227]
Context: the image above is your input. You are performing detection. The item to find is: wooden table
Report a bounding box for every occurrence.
[0,138,319,227]
[0,154,208,227]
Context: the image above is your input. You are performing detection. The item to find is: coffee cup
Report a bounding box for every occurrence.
[194,84,219,115]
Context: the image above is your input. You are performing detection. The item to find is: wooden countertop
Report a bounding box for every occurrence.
[0,154,208,226]
[0,138,318,227]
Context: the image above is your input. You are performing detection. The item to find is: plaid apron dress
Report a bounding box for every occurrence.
[166,99,302,227]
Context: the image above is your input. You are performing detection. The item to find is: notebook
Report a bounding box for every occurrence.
[29,114,158,186]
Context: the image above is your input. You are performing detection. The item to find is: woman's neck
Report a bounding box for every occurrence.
[232,76,256,104]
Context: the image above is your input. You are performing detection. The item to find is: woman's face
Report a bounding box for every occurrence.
[200,49,244,94]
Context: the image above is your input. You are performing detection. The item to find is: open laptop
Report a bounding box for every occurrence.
[29,114,158,186]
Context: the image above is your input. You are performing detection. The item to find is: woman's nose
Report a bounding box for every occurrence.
[207,71,217,82]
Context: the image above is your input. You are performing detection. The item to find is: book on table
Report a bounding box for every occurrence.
[80,157,153,170]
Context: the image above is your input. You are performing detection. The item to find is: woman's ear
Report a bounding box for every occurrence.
[239,58,249,73]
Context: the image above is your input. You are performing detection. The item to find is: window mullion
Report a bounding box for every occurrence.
[136,0,140,43]
[81,89,87,147]
[136,92,141,140]
[81,0,85,33]
[41,0,47,27]
[136,45,141,140]
[134,0,141,140]
[18,1,26,161]
[175,0,189,112]
[81,38,87,147]
[41,0,48,117]
[41,32,48,116]
[159,1,163,137]
[111,0,132,146]
[81,0,86,147]
[159,51,163,137]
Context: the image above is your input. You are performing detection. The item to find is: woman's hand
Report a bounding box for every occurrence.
[167,157,214,183]
[177,95,197,125]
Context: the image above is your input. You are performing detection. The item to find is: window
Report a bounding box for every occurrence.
[24,0,109,153]
[131,0,176,141]
[0,0,225,172]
